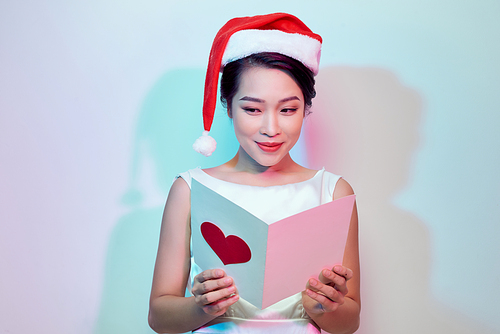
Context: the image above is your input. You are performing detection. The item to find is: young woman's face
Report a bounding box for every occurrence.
[230,66,305,167]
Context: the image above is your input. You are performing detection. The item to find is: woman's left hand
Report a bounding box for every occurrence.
[302,265,353,315]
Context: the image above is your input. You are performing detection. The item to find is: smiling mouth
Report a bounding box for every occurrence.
[256,142,283,153]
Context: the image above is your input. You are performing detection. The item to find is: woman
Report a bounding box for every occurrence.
[149,13,360,334]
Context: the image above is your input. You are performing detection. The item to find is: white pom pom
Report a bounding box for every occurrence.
[193,131,217,157]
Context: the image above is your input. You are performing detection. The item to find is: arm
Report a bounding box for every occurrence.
[302,178,361,334]
[148,178,239,333]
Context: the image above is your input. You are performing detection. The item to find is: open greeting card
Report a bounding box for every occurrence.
[191,179,355,309]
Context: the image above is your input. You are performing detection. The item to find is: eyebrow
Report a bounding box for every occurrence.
[239,96,301,103]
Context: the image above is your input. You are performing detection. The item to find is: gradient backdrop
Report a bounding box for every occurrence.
[1,1,499,333]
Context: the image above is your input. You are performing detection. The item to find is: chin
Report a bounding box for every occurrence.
[254,154,286,167]
[240,143,288,167]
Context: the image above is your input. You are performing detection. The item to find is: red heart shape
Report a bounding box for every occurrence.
[201,222,252,265]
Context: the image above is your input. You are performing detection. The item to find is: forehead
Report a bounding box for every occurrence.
[237,67,301,95]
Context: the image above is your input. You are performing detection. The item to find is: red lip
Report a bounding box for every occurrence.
[256,142,283,153]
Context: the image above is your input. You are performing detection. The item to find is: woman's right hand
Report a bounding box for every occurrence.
[192,269,239,317]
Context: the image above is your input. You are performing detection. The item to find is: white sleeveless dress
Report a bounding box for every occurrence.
[177,167,341,334]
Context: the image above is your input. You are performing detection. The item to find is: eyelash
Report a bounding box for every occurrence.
[243,108,260,114]
[243,108,297,114]
[281,108,297,114]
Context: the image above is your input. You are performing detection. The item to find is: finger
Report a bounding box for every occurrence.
[307,278,345,304]
[320,270,349,295]
[202,293,240,316]
[333,280,348,296]
[318,269,346,288]
[194,269,226,284]
[333,265,353,281]
[192,269,228,295]
[305,288,340,313]
[192,276,234,296]
[195,284,237,306]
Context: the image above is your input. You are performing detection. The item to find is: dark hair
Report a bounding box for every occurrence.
[220,52,316,116]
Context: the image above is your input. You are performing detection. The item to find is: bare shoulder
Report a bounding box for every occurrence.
[165,177,191,209]
[171,176,190,193]
[333,178,355,200]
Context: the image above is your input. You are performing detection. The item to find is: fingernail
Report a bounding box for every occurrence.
[310,278,317,286]
[224,277,232,284]
[216,270,223,277]
[228,286,236,293]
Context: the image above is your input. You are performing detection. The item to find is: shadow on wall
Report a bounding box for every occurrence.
[93,68,235,334]
[93,66,497,334]
[306,66,496,334]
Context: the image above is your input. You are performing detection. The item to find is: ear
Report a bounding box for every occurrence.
[227,107,233,119]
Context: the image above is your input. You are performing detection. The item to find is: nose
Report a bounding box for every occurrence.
[260,111,281,137]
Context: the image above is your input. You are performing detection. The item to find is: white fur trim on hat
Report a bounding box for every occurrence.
[221,29,322,75]
[193,131,217,157]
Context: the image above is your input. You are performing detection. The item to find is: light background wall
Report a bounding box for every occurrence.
[1,1,499,333]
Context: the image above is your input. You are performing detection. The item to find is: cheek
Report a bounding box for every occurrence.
[285,117,304,137]
[233,116,254,139]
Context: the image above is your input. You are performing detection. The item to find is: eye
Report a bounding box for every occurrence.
[243,108,261,114]
[281,108,298,115]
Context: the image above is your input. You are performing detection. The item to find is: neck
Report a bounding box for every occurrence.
[229,146,297,175]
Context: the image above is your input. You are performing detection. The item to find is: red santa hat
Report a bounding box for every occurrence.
[193,13,322,156]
